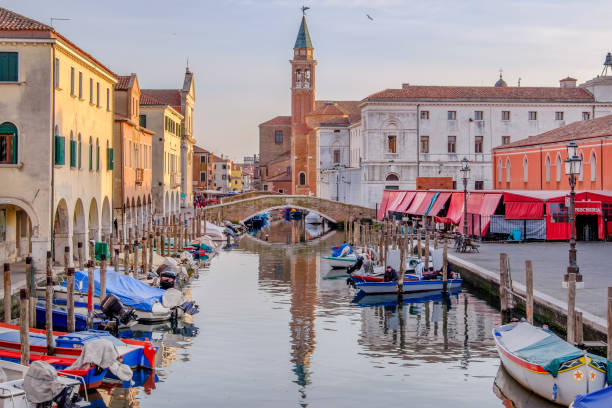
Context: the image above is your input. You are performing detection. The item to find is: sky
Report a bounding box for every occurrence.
[3,0,612,161]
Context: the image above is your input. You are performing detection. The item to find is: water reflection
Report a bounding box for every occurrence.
[493,365,558,407]
[248,209,333,244]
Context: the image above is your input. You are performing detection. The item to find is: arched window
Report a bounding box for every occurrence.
[556,154,562,182]
[89,137,93,171]
[385,173,399,181]
[298,172,306,185]
[578,153,584,182]
[497,159,502,183]
[523,156,528,182]
[69,131,76,168]
[505,158,511,182]
[591,151,597,182]
[96,138,100,171]
[545,156,551,182]
[0,122,18,164]
[295,69,302,88]
[77,133,82,169]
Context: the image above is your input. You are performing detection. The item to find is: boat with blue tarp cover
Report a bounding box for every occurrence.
[322,243,357,268]
[493,321,611,406]
[571,386,612,408]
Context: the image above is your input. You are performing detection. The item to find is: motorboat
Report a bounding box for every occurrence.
[322,243,357,268]
[354,276,462,295]
[493,365,558,408]
[493,321,609,406]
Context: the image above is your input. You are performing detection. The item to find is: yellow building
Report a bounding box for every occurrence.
[0,7,116,266]
[230,163,243,192]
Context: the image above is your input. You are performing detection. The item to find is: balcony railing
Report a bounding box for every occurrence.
[135,168,144,185]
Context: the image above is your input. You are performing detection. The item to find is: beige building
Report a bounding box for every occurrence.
[113,74,154,239]
[140,92,183,218]
[0,8,116,267]
[141,69,195,209]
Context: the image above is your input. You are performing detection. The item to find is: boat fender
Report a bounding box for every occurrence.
[552,383,558,401]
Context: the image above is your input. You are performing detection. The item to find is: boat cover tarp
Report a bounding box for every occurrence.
[435,193,464,225]
[426,192,451,216]
[67,268,164,312]
[331,243,353,257]
[505,201,544,219]
[396,192,416,213]
[387,191,408,213]
[377,190,392,220]
[572,386,612,408]
[406,192,427,215]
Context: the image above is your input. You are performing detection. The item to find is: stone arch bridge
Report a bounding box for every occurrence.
[200,195,375,224]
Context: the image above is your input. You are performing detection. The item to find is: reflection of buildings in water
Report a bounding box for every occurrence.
[89,384,141,408]
[357,292,499,366]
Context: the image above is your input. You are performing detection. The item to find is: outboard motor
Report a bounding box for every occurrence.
[160,270,177,289]
[347,256,364,274]
[100,294,137,325]
[24,361,82,408]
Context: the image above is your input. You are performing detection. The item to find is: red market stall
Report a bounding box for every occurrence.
[436,192,464,225]
[426,192,451,217]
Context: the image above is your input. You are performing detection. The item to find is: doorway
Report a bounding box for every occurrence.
[576,214,598,241]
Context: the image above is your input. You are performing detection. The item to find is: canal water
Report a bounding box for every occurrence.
[98,222,557,407]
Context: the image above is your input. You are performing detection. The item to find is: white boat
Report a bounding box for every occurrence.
[0,360,81,408]
[493,321,609,406]
[305,212,323,224]
[355,277,462,295]
[321,255,358,268]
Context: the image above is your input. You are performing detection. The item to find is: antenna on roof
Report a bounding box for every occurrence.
[602,52,612,76]
[50,17,70,28]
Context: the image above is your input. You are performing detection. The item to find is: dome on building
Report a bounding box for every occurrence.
[495,73,507,87]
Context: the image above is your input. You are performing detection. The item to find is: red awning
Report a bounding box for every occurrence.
[387,191,408,213]
[505,201,544,219]
[426,192,451,216]
[377,190,392,220]
[396,192,416,213]
[466,193,485,214]
[413,192,436,215]
[406,192,427,215]
[479,193,502,235]
[436,193,464,225]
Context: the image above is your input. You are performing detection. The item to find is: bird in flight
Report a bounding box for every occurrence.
[366,14,374,21]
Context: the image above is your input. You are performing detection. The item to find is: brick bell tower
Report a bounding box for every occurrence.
[290,10,317,195]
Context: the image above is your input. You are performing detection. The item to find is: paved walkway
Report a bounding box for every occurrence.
[451,241,611,320]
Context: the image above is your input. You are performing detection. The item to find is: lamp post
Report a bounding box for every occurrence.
[564,141,583,286]
[460,157,471,236]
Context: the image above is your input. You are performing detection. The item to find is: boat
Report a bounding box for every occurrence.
[322,254,358,268]
[571,386,612,407]
[0,360,82,408]
[354,276,462,295]
[493,321,610,406]
[305,212,323,224]
[493,364,559,408]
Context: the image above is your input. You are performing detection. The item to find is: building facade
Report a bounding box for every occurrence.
[113,74,154,238]
[140,93,183,218]
[192,145,215,192]
[230,163,243,192]
[213,155,231,193]
[0,8,116,266]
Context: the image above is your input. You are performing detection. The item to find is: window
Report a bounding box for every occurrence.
[385,174,399,181]
[555,111,564,121]
[447,136,456,153]
[89,79,93,103]
[497,159,502,183]
[474,136,483,153]
[107,141,113,170]
[502,111,511,121]
[420,111,429,120]
[523,157,528,182]
[420,136,429,153]
[506,158,511,182]
[78,72,83,99]
[200,172,206,182]
[545,156,551,182]
[139,114,146,128]
[286,166,291,175]
[106,89,110,111]
[55,127,65,166]
[69,132,76,168]
[96,138,100,171]
[578,153,584,182]
[274,130,283,144]
[591,152,597,182]
[54,58,60,87]
[474,180,484,190]
[333,149,340,164]
[582,112,591,120]
[263,184,268,191]
[70,67,75,95]
[387,135,397,153]
[0,122,18,164]
[502,136,511,145]
[96,82,100,107]
[88,137,93,170]
[447,111,456,120]
[77,133,82,169]
[556,155,562,182]
[474,111,483,121]
[222,175,226,180]
[299,172,306,185]
[528,111,537,121]
[0,52,18,82]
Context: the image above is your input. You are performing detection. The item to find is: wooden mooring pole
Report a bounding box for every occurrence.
[567,273,576,344]
[4,263,11,323]
[45,251,54,354]
[442,240,448,294]
[525,260,534,325]
[19,289,29,365]
[499,253,510,313]
[66,267,75,333]
[100,254,107,304]
[25,256,36,327]
[87,261,94,329]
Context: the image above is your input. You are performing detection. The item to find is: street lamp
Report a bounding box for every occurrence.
[460,157,471,236]
[564,141,583,286]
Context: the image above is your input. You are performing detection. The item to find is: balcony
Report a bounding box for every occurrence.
[135,168,144,185]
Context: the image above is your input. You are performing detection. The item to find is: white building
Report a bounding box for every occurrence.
[213,155,231,193]
[318,71,612,209]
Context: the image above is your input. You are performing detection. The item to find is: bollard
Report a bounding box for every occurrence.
[19,289,29,365]
[525,260,534,325]
[64,246,70,270]
[123,244,130,275]
[425,232,430,272]
[149,234,154,273]
[87,261,94,329]
[134,240,140,276]
[66,267,75,333]
[397,239,405,297]
[3,263,11,323]
[567,273,576,344]
[100,254,107,304]
[141,237,147,275]
[442,240,448,294]
[113,248,119,272]
[25,257,36,328]
[417,230,422,260]
[45,251,54,354]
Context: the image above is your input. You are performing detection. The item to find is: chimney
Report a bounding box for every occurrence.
[560,77,577,88]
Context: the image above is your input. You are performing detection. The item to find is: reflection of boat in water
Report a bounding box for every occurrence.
[305,222,324,239]
[353,288,461,307]
[355,278,462,295]
[305,212,322,224]
[323,268,348,280]
[493,365,558,408]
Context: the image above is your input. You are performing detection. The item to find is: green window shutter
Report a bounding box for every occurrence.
[96,145,100,171]
[0,52,18,82]
[89,145,92,171]
[0,122,17,164]
[78,141,81,169]
[139,115,146,128]
[107,147,114,170]
[70,140,77,167]
[54,136,65,165]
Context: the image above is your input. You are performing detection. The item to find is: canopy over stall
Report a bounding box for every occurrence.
[406,192,428,215]
[426,192,451,217]
[386,191,408,214]
[377,190,392,220]
[436,193,464,225]
[395,191,417,213]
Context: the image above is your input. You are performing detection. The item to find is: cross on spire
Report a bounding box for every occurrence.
[302,5,310,16]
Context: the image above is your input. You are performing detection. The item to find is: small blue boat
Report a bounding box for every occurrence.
[572,386,612,408]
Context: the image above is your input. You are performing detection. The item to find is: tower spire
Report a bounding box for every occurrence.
[295,9,313,49]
